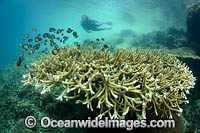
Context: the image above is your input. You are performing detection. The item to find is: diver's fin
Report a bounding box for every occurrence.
[105,22,113,25]
[106,27,112,30]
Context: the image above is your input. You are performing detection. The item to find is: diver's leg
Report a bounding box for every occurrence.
[95,22,104,27]
[93,27,105,31]
[93,27,112,31]
[95,22,113,27]
[104,22,113,25]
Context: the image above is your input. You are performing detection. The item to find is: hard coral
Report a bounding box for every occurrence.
[23,46,196,119]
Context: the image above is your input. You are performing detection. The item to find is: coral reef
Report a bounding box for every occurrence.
[187,0,200,57]
[187,0,200,44]
[0,62,92,133]
[132,28,187,49]
[1,63,26,89]
[0,58,91,133]
[23,46,196,119]
[183,99,200,132]
[178,57,200,100]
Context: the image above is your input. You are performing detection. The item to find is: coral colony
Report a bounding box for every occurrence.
[23,46,196,119]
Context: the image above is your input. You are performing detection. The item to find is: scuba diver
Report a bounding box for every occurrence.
[81,15,113,33]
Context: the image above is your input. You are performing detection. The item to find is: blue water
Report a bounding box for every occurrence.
[1,0,200,132]
[0,0,187,67]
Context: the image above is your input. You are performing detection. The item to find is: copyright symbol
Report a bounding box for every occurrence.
[24,116,37,129]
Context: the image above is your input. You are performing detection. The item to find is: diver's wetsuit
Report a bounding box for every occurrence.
[81,19,112,33]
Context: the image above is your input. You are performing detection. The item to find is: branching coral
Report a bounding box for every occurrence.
[23,46,196,119]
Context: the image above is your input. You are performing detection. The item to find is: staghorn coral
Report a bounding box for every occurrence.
[23,46,196,119]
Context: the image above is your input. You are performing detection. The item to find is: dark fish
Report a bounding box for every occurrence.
[67,28,73,33]
[52,49,58,55]
[44,43,47,45]
[24,65,28,69]
[32,28,37,32]
[60,40,62,43]
[56,37,60,41]
[63,36,68,41]
[104,44,109,48]
[35,37,40,42]
[100,48,104,51]
[42,48,47,53]
[42,48,48,53]
[96,38,100,41]
[73,32,78,38]
[28,50,34,55]
[89,41,94,45]
[37,34,41,36]
[18,43,23,47]
[33,45,39,50]
[54,45,59,49]
[22,49,26,52]
[19,54,24,61]
[92,45,96,49]
[19,54,24,57]
[17,54,23,67]
[23,44,29,50]
[36,43,40,46]
[16,60,21,66]
[49,34,56,39]
[24,34,29,38]
[23,34,29,40]
[44,39,48,42]
[28,45,32,48]
[74,42,80,49]
[33,46,38,50]
[77,44,80,49]
[101,38,104,41]
[50,40,55,46]
[61,33,64,36]
[49,27,56,32]
[74,42,78,46]
[56,29,62,34]
[43,33,49,38]
[28,39,33,42]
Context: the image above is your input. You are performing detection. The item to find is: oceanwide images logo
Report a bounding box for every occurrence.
[40,117,147,130]
[24,116,175,130]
